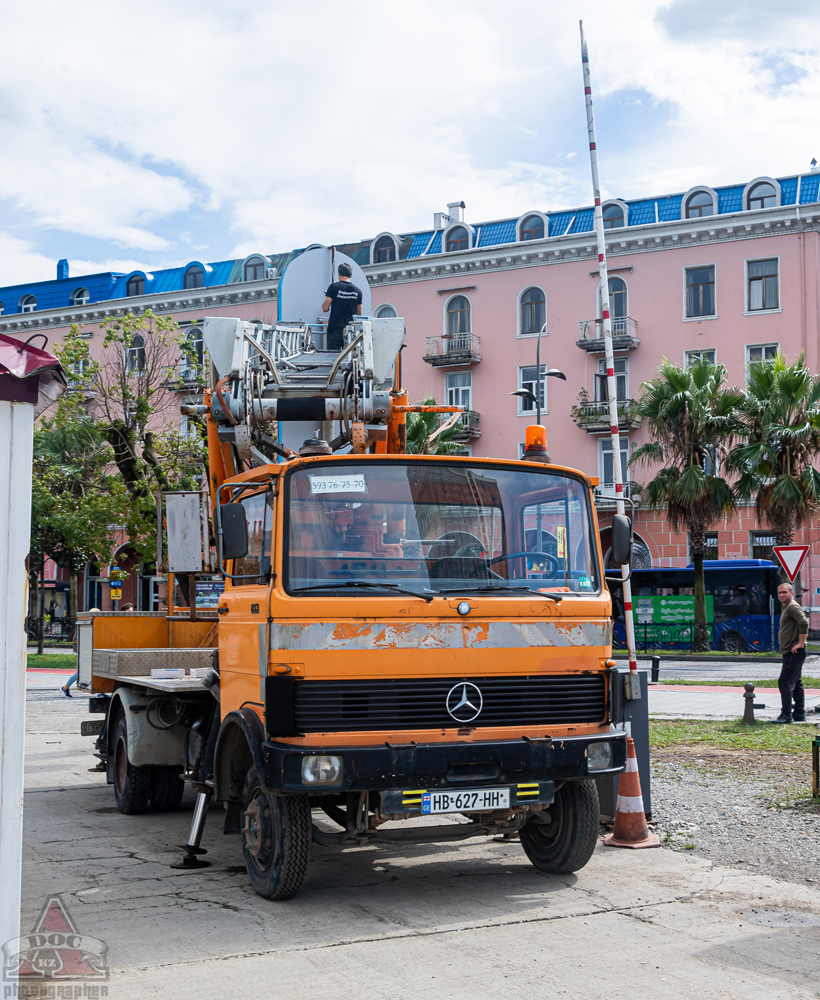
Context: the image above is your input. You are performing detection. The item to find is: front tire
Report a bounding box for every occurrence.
[112,716,151,815]
[241,767,312,900]
[519,779,600,875]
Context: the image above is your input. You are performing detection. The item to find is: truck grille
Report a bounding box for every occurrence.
[291,674,606,733]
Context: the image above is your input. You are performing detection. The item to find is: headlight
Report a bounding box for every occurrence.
[587,741,613,771]
[301,755,343,785]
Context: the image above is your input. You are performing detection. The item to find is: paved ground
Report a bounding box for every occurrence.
[16,667,820,999]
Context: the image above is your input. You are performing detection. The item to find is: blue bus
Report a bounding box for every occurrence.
[610,560,780,652]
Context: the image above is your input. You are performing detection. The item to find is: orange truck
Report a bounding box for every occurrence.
[76,249,630,899]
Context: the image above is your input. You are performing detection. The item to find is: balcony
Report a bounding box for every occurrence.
[571,399,642,434]
[163,362,203,391]
[423,333,482,367]
[576,317,639,353]
[452,410,481,441]
[593,480,641,509]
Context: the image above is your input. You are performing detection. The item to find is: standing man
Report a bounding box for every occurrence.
[322,262,362,352]
[771,582,809,724]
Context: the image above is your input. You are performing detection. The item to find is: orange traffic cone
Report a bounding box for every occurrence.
[604,736,660,849]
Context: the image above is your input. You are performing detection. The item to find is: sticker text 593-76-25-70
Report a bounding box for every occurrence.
[309,474,367,495]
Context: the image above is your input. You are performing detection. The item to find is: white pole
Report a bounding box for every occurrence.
[580,23,639,677]
[0,399,35,968]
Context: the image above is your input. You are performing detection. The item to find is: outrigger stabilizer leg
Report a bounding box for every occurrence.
[171,790,212,870]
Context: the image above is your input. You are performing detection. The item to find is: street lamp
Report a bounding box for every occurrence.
[510,323,566,427]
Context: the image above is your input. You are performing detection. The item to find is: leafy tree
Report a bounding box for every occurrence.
[727,352,820,575]
[405,398,465,455]
[630,359,744,650]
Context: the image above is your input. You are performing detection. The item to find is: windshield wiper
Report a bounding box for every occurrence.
[436,585,563,602]
[290,581,435,603]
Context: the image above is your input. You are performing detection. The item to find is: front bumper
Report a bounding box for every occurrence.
[260,730,627,794]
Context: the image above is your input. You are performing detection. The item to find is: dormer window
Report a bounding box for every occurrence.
[244,257,267,281]
[520,215,545,241]
[446,226,469,252]
[20,295,37,313]
[184,266,204,290]
[685,191,714,218]
[0,301,5,315]
[747,181,776,210]
[373,236,397,263]
[126,275,145,297]
[602,204,624,229]
[71,287,90,306]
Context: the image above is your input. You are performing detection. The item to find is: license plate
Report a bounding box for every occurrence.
[422,787,510,814]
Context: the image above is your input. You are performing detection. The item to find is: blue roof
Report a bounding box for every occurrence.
[425,232,442,255]
[406,232,433,258]
[780,177,798,204]
[567,209,594,234]
[478,220,517,247]
[716,184,744,214]
[657,195,682,222]
[628,200,656,226]
[799,173,820,203]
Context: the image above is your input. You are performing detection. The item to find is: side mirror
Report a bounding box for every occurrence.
[611,513,633,567]
[219,504,248,560]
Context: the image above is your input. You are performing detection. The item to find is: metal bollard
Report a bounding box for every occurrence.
[742,682,766,725]
[650,655,660,683]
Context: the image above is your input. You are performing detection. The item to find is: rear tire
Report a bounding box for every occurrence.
[241,766,312,900]
[519,779,600,875]
[149,766,185,812]
[112,716,151,815]
[718,631,746,653]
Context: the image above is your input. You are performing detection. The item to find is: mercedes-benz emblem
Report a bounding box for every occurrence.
[446,682,483,723]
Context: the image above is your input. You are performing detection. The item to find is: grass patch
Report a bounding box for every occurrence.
[26,654,76,670]
[657,677,820,688]
[617,644,820,658]
[649,718,818,755]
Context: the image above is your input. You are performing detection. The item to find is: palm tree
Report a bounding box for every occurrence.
[727,353,820,576]
[405,398,464,455]
[630,359,744,651]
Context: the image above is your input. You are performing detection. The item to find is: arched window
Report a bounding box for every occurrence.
[125,333,146,373]
[244,257,267,281]
[608,277,628,319]
[0,301,5,315]
[747,181,776,210]
[70,287,90,306]
[520,215,545,241]
[373,236,396,263]
[183,266,204,290]
[181,327,204,375]
[374,304,397,318]
[20,294,37,313]
[126,275,145,297]
[446,295,471,336]
[602,204,625,229]
[446,226,469,252]
[520,287,545,335]
[685,191,714,218]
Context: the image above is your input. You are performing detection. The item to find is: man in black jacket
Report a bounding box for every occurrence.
[771,582,809,724]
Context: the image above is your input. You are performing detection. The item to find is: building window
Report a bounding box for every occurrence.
[70,287,90,306]
[746,343,778,366]
[685,191,714,218]
[446,295,471,336]
[520,215,545,241]
[747,182,776,210]
[607,276,628,319]
[373,236,396,263]
[446,226,469,252]
[750,531,777,561]
[519,287,545,335]
[599,437,630,486]
[747,258,779,311]
[445,371,472,411]
[596,357,628,401]
[0,301,4,315]
[602,204,624,229]
[244,258,266,281]
[517,365,547,413]
[184,266,204,290]
[684,349,716,366]
[19,295,37,313]
[689,531,718,560]
[126,275,145,297]
[374,304,397,318]
[685,266,715,317]
[125,333,146,373]
[182,327,204,373]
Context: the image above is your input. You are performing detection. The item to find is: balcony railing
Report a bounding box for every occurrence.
[163,362,204,390]
[423,333,482,366]
[571,399,642,433]
[593,480,640,508]
[452,409,481,440]
[576,316,639,352]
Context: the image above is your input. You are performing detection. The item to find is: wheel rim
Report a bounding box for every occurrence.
[531,792,565,850]
[115,737,127,796]
[243,789,274,870]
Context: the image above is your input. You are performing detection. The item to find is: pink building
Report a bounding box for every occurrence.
[3,174,819,622]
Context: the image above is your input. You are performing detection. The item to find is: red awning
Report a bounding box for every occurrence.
[0,333,66,415]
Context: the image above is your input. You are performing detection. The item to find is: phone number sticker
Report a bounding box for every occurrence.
[309,474,367,495]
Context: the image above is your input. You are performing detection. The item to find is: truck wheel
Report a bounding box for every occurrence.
[112,716,150,815]
[241,766,311,900]
[149,766,185,812]
[519,779,600,875]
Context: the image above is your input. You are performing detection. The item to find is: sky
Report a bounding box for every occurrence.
[1,0,820,286]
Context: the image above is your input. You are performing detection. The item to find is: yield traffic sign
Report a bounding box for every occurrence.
[772,544,810,582]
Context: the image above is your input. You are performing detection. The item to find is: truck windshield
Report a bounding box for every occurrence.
[284,461,600,597]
